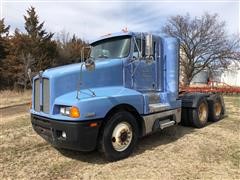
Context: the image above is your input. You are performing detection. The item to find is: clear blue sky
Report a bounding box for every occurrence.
[1,0,239,41]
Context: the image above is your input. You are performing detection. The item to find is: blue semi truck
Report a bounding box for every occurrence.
[30,31,225,161]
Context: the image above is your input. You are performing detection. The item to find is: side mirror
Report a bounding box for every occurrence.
[145,34,154,64]
[85,58,95,71]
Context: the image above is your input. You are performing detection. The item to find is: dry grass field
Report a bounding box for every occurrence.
[0,95,239,179]
[0,90,31,108]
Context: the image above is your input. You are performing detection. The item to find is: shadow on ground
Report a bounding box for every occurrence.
[57,124,197,164]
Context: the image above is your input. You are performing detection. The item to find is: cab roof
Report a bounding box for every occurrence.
[90,31,135,45]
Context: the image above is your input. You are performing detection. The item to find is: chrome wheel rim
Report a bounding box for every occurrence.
[198,102,207,122]
[111,122,133,152]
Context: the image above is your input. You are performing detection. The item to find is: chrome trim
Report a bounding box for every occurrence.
[159,120,175,129]
[33,77,50,114]
[84,112,96,118]
[149,103,170,113]
[143,108,181,135]
[42,78,50,113]
[34,79,40,112]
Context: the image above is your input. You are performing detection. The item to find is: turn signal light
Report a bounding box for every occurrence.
[70,106,80,118]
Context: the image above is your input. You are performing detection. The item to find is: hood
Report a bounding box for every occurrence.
[42,58,124,100]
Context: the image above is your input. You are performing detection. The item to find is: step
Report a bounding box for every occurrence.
[149,103,170,113]
[159,119,175,129]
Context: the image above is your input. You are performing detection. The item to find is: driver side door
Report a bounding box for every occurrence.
[132,38,157,91]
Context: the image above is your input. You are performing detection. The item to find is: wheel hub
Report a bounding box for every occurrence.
[120,131,128,142]
[111,122,133,152]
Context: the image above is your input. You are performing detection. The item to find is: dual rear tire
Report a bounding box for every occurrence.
[182,94,223,128]
[191,98,209,128]
[208,95,223,122]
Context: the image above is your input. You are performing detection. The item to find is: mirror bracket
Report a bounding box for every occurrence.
[146,55,154,64]
[85,58,95,71]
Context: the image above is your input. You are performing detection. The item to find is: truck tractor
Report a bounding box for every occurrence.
[30,31,226,161]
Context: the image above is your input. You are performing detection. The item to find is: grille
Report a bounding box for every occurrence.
[42,78,50,113]
[34,79,40,112]
[34,78,50,113]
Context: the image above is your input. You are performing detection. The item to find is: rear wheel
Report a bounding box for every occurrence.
[208,95,223,122]
[190,97,209,128]
[99,111,139,161]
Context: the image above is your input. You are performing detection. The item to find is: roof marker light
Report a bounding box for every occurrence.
[122,27,128,33]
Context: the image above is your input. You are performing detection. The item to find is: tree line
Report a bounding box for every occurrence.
[0,7,88,90]
[0,7,239,90]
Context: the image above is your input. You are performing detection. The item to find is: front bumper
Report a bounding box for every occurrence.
[31,114,102,151]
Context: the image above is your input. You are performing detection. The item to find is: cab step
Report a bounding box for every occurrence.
[159,119,175,129]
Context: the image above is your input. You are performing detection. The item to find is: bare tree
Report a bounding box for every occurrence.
[56,30,70,46]
[12,53,34,90]
[162,13,240,86]
[56,30,88,65]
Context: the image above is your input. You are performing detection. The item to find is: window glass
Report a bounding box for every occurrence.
[90,36,131,59]
[133,38,145,58]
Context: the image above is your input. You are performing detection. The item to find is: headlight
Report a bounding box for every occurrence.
[60,106,70,116]
[60,106,80,118]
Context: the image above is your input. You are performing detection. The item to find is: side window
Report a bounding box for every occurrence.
[142,40,146,57]
[133,39,145,58]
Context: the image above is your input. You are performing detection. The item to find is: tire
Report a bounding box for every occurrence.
[190,97,209,128]
[99,111,139,161]
[208,95,223,122]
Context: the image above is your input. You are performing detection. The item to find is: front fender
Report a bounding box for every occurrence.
[54,86,144,121]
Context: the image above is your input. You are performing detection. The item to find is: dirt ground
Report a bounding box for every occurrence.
[0,96,239,179]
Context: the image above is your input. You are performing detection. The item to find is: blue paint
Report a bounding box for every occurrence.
[31,32,181,122]
[30,86,143,121]
[163,38,180,101]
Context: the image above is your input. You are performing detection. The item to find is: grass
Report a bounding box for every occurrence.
[0,96,239,179]
[0,90,31,108]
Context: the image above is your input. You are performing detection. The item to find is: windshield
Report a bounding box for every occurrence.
[90,36,131,59]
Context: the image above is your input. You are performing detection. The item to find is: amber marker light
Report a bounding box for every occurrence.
[89,122,98,127]
[70,106,80,118]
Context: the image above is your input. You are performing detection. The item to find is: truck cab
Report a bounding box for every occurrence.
[31,31,225,161]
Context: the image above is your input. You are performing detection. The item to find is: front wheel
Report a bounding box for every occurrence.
[99,111,139,161]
